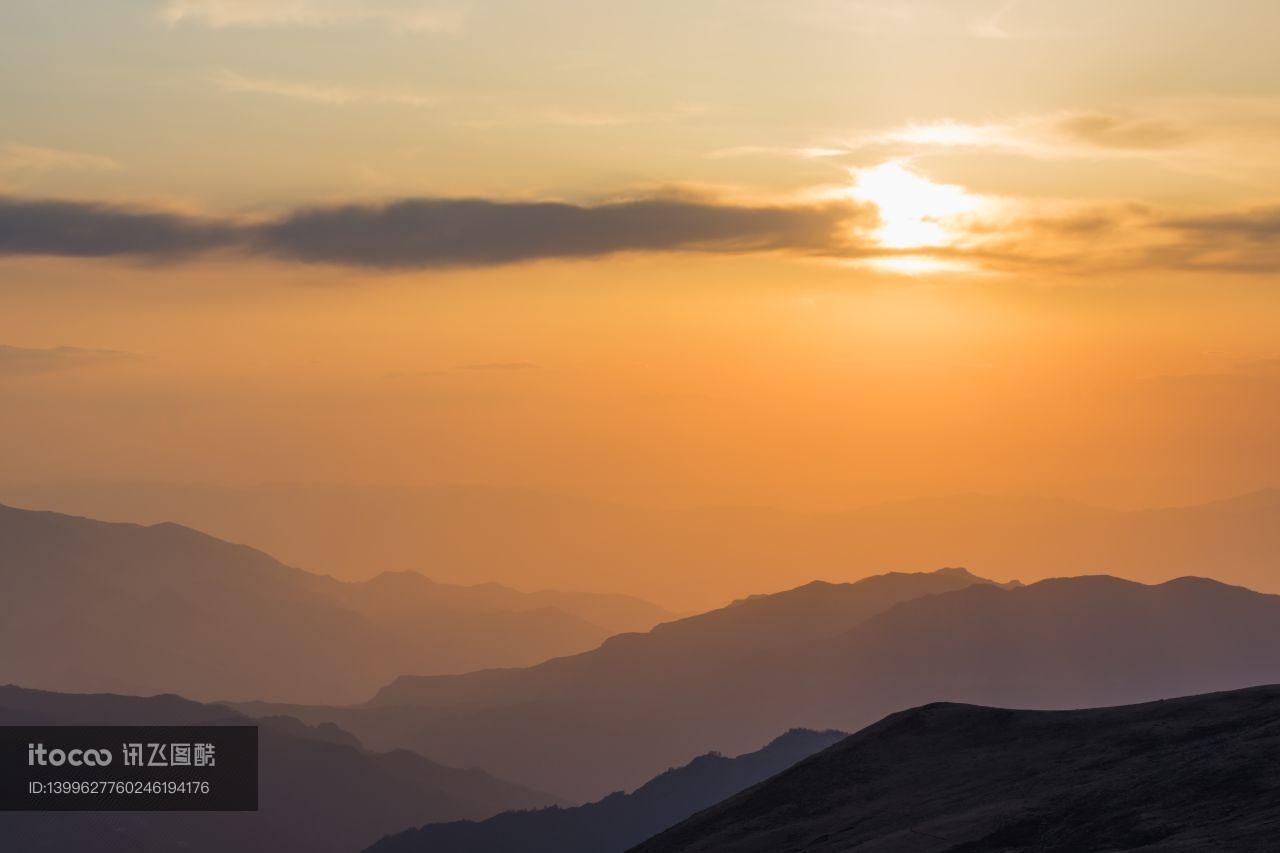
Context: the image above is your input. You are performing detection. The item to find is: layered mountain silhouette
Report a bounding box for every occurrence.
[241,568,1006,799]
[372,567,1012,707]
[0,685,556,853]
[0,503,669,703]
[261,572,1280,802]
[631,685,1280,852]
[366,728,845,853]
[8,481,1280,609]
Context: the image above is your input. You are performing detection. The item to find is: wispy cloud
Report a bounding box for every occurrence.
[861,101,1280,194]
[790,1,936,36]
[160,0,464,35]
[707,145,850,160]
[208,69,444,108]
[922,201,1280,276]
[0,144,119,188]
[0,345,137,376]
[785,0,1046,39]
[843,112,1197,160]
[511,105,708,128]
[723,98,1280,191]
[1154,206,1280,273]
[970,0,1025,39]
[386,362,540,378]
[1051,113,1193,151]
[459,362,538,371]
[208,70,705,127]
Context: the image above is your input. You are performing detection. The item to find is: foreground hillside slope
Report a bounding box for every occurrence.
[0,503,668,703]
[366,728,845,853]
[274,572,1280,801]
[632,685,1280,852]
[0,686,556,853]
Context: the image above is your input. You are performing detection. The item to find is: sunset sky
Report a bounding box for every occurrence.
[2,0,1279,510]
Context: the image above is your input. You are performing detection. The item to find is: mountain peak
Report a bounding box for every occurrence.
[931,566,975,577]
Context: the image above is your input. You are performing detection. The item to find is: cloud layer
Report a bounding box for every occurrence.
[1157,207,1280,273]
[0,195,865,269]
[6,188,1280,276]
[0,345,135,375]
[160,0,464,34]
[207,69,443,108]
[0,144,120,190]
[0,198,235,258]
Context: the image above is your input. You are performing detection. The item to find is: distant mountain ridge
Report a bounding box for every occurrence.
[262,571,1280,802]
[0,685,556,853]
[366,728,846,853]
[371,567,1003,707]
[6,481,1280,608]
[0,503,670,703]
[242,567,1004,800]
[630,685,1280,852]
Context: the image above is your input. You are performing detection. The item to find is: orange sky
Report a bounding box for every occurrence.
[1,0,1279,511]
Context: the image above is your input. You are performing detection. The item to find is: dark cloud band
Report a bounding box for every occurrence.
[10,193,1280,275]
[0,195,864,269]
[0,198,235,258]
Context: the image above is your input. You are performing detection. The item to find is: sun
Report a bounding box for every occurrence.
[849,161,982,252]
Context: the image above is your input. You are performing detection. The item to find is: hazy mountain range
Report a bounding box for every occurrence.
[0,686,555,853]
[5,481,1280,609]
[7,496,1280,848]
[631,685,1280,852]
[235,568,1008,799]
[366,728,846,853]
[251,570,1280,802]
[0,503,669,703]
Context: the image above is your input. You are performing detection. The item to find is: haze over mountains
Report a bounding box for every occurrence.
[0,686,555,853]
[0,503,669,704]
[7,496,1280,849]
[367,728,845,853]
[238,568,1006,799]
[259,570,1280,801]
[632,686,1280,853]
[5,481,1280,609]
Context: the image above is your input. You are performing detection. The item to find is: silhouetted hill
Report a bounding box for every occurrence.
[630,685,1280,852]
[0,503,669,703]
[244,568,1001,800]
[340,570,669,636]
[366,728,845,853]
[372,567,1004,708]
[797,575,1280,726]
[272,573,1280,802]
[0,685,557,853]
[8,482,1280,609]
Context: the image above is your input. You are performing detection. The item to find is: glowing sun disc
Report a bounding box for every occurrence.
[850,161,982,250]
